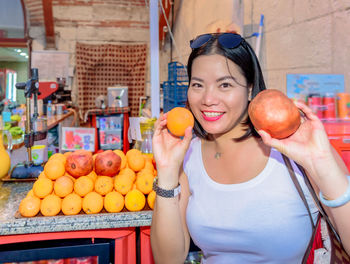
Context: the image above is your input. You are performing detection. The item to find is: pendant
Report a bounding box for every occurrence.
[214,152,222,159]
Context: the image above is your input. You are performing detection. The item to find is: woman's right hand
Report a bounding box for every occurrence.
[152,113,193,182]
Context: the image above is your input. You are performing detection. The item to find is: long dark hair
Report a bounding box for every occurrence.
[186,35,266,141]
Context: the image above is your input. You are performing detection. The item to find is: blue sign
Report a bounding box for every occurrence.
[286,74,344,98]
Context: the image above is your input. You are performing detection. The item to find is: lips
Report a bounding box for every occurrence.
[201,111,224,121]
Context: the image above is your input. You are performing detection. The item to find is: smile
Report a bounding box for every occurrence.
[202,111,224,121]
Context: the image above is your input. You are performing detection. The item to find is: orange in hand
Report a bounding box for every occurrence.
[166,107,194,137]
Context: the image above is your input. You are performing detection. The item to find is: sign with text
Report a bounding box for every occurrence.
[61,127,95,152]
[286,74,345,98]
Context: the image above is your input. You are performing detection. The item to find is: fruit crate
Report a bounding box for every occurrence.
[168,62,188,82]
[162,81,188,113]
[163,98,187,113]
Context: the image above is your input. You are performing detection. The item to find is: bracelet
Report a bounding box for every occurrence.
[319,175,350,208]
[152,177,181,198]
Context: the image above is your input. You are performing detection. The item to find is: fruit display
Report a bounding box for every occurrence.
[248,89,301,139]
[18,149,157,217]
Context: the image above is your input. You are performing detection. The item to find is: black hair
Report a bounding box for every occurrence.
[186,35,266,141]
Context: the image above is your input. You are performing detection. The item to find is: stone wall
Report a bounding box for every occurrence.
[162,0,350,94]
[244,0,350,93]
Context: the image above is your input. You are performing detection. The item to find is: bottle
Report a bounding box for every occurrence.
[47,100,53,118]
[2,101,11,123]
[141,129,153,154]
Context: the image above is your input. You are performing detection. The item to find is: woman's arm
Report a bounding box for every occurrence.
[150,113,194,263]
[258,101,350,254]
[302,146,350,253]
[151,171,191,263]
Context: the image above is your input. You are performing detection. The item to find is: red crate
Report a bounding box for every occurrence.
[323,120,350,135]
[323,120,350,172]
[140,226,154,264]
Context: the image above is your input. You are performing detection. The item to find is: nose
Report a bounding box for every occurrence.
[201,86,219,106]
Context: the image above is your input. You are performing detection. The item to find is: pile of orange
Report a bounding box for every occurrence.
[19,149,157,217]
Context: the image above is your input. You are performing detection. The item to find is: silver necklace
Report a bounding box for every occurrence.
[214,152,222,159]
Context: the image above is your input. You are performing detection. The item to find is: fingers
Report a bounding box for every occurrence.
[154,113,168,136]
[258,130,287,155]
[182,126,193,144]
[293,101,319,122]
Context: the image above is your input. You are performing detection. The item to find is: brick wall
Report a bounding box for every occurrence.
[23,0,150,106]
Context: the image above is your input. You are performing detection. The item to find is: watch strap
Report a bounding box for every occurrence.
[152,178,181,198]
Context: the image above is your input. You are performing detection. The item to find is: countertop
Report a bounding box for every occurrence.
[47,109,75,130]
[0,181,153,236]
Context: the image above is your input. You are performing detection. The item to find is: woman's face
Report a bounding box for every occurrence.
[187,54,250,138]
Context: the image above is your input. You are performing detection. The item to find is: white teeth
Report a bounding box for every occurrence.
[203,112,223,117]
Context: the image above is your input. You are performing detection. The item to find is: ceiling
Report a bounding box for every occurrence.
[0,47,28,62]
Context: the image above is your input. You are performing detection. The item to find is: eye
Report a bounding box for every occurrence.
[220,82,233,89]
[190,82,203,89]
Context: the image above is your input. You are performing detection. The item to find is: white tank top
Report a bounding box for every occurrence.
[184,137,319,264]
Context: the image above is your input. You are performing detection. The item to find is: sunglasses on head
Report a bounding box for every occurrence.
[190,33,243,49]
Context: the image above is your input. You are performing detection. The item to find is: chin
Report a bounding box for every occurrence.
[201,126,226,136]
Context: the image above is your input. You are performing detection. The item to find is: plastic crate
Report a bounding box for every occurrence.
[168,62,188,82]
[163,81,188,101]
[163,98,187,113]
[163,81,188,112]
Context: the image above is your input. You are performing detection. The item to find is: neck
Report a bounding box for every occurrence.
[210,133,263,160]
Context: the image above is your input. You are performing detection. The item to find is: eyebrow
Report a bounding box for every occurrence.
[216,76,237,83]
[191,76,237,83]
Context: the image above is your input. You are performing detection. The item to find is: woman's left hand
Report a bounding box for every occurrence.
[258,101,337,177]
[259,101,350,255]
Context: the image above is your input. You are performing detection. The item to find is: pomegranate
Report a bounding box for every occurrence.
[95,150,121,177]
[248,89,301,139]
[65,150,93,178]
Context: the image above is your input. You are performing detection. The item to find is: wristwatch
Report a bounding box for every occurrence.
[152,177,181,198]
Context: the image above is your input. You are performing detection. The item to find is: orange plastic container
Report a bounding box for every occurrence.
[140,226,155,264]
[337,93,350,119]
[323,120,350,172]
